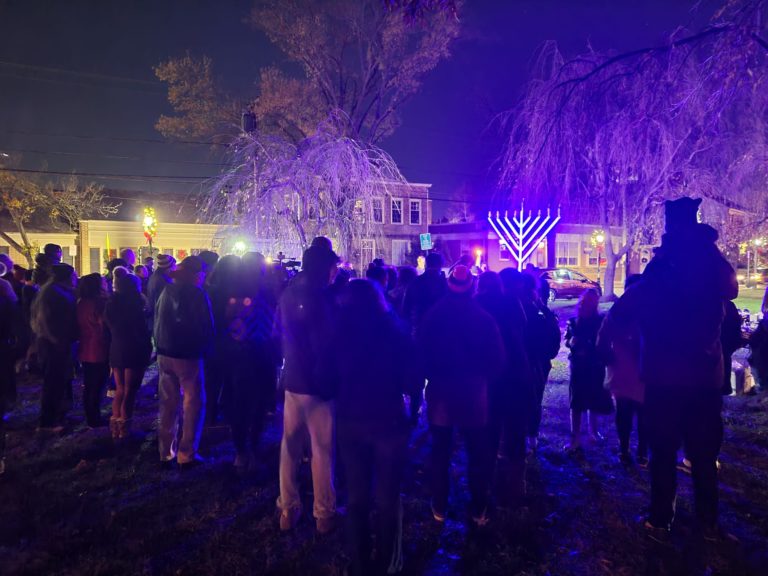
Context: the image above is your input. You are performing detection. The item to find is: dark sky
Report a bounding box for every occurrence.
[0,0,717,221]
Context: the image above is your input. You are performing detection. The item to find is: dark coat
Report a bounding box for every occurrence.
[77,297,109,364]
[614,226,737,391]
[147,269,173,318]
[402,269,447,333]
[274,272,336,399]
[31,282,77,346]
[332,313,421,433]
[154,283,214,360]
[419,292,505,428]
[105,293,152,369]
[565,314,613,413]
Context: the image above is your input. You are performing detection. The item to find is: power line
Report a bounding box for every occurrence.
[0,146,229,167]
[4,167,210,183]
[0,60,164,89]
[3,128,225,147]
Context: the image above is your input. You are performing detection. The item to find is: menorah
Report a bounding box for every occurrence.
[488,201,561,270]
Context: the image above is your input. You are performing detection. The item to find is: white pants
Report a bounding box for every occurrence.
[157,356,205,464]
[277,391,336,519]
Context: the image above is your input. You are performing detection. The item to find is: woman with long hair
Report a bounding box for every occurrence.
[104,274,152,439]
[76,273,110,427]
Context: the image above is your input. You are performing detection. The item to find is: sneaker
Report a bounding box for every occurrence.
[316,515,336,535]
[431,502,447,523]
[280,508,301,531]
[701,524,739,544]
[636,455,649,468]
[106,389,116,398]
[678,458,692,474]
[644,520,671,544]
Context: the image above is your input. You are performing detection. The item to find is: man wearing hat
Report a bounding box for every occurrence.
[154,256,214,467]
[418,264,505,527]
[275,239,340,533]
[31,263,78,430]
[610,197,737,540]
[147,254,176,323]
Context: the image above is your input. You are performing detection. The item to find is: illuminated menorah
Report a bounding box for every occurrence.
[488,201,561,270]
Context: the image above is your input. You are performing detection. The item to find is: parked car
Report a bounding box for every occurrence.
[736,267,767,286]
[539,268,602,302]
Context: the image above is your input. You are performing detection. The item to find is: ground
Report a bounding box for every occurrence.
[2,316,768,575]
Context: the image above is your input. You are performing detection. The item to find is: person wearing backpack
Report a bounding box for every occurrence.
[154,256,214,468]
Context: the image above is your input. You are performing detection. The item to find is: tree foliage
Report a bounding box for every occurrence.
[498,0,768,296]
[156,0,461,145]
[201,113,408,263]
[154,54,240,141]
[0,165,120,267]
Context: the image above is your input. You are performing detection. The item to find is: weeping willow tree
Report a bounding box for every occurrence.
[498,0,768,297]
[201,113,408,264]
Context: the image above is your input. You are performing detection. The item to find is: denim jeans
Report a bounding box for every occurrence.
[338,420,407,576]
[277,391,336,519]
[157,356,206,464]
[615,398,648,457]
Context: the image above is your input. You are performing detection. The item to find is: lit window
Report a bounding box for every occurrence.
[391,198,403,224]
[409,200,421,225]
[372,198,384,223]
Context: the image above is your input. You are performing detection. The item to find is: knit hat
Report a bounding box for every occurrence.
[177,255,206,275]
[157,254,176,270]
[447,265,474,294]
[665,197,701,234]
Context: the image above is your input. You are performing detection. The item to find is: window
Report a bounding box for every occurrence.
[353,199,364,222]
[409,199,421,225]
[372,198,384,223]
[553,269,570,281]
[499,242,511,261]
[90,248,100,274]
[391,198,403,224]
[555,234,580,267]
[392,239,410,266]
[361,239,375,267]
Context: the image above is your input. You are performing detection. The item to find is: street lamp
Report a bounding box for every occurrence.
[142,207,157,255]
[591,229,606,289]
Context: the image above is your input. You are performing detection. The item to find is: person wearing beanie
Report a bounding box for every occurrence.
[154,256,213,468]
[418,264,505,527]
[610,197,737,539]
[31,263,78,430]
[275,239,339,533]
[147,254,176,325]
[43,243,62,265]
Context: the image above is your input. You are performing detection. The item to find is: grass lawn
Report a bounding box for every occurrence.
[1,358,768,575]
[735,287,765,315]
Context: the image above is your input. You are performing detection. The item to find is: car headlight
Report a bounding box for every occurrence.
[737,274,745,281]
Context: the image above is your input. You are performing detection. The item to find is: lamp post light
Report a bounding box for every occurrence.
[142,207,157,255]
[591,229,606,289]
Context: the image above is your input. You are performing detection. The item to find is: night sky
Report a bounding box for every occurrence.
[0,0,717,221]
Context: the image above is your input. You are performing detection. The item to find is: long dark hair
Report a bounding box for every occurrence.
[78,273,105,300]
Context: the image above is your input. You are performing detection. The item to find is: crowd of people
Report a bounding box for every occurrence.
[0,196,767,574]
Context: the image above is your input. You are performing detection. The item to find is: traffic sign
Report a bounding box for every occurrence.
[419,233,433,250]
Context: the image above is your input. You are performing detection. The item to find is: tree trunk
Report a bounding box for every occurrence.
[602,250,618,301]
[0,228,33,267]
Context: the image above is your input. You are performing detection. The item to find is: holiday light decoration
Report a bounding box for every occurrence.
[143,207,157,250]
[488,201,560,270]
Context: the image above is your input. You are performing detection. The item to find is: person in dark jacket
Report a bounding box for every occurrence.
[564,289,612,450]
[0,260,20,474]
[146,254,176,325]
[613,197,738,537]
[31,263,78,430]
[76,273,110,428]
[332,279,421,575]
[105,274,152,439]
[154,256,214,467]
[402,252,447,335]
[275,242,340,533]
[419,265,505,527]
[500,268,561,452]
[218,254,278,469]
[474,271,532,503]
[206,255,242,426]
